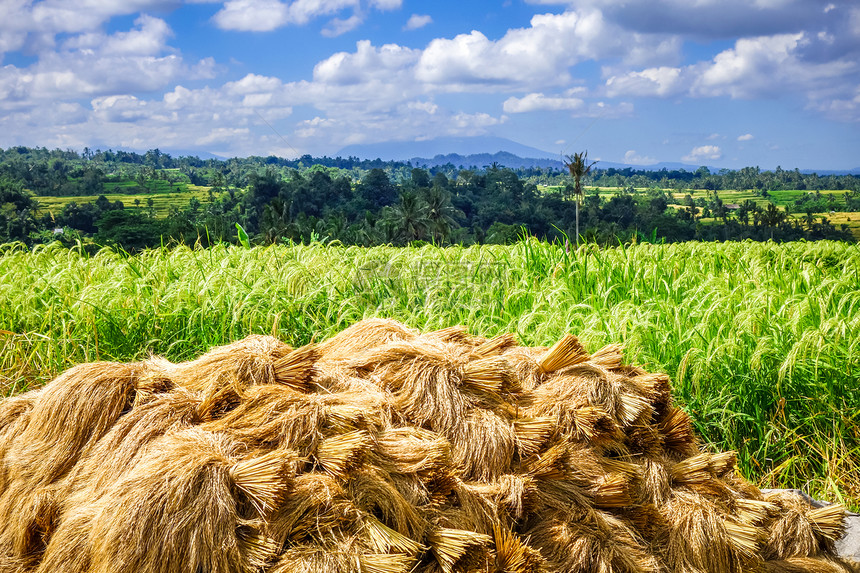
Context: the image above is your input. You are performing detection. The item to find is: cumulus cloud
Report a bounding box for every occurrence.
[525,0,850,40]
[604,26,860,123]
[0,17,214,108]
[683,145,722,163]
[624,150,656,165]
[404,14,432,30]
[211,0,401,33]
[605,66,684,97]
[0,0,179,55]
[737,133,754,141]
[503,92,584,113]
[415,9,680,90]
[211,0,291,31]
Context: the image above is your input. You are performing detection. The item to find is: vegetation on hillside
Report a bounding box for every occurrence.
[0,146,857,250]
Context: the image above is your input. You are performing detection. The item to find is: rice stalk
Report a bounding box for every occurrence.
[230,450,297,515]
[536,334,588,373]
[426,527,492,573]
[273,344,319,392]
[316,430,371,479]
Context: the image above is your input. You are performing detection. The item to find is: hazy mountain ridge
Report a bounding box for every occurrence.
[337,137,860,175]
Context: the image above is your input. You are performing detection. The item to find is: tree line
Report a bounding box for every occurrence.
[0,146,856,250]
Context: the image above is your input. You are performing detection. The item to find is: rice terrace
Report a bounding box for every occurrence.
[0,238,858,572]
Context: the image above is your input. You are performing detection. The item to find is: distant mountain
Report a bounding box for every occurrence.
[336,136,558,161]
[405,153,718,173]
[335,137,723,172]
[336,137,860,174]
[799,167,860,176]
[409,151,563,170]
[163,149,227,160]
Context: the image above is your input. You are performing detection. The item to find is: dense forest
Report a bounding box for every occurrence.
[0,146,857,250]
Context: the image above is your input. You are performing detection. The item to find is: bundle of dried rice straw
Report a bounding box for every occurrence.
[0,319,854,573]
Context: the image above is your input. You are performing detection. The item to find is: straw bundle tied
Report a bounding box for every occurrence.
[0,319,855,573]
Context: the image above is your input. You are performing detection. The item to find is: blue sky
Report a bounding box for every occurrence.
[1,0,859,169]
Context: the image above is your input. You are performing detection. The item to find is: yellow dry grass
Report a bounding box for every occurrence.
[0,318,854,573]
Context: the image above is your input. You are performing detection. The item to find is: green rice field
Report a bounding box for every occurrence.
[37,185,214,219]
[0,240,858,506]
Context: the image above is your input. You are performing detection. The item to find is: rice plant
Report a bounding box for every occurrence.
[0,239,858,504]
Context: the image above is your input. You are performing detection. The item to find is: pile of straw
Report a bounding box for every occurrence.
[0,318,853,573]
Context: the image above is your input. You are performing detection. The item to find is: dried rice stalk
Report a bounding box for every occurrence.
[663,489,759,573]
[268,473,352,546]
[273,344,319,391]
[523,444,569,480]
[670,452,737,497]
[461,356,520,402]
[492,523,546,573]
[237,529,281,572]
[359,553,414,573]
[230,449,296,515]
[350,340,469,437]
[317,318,419,362]
[734,498,779,526]
[362,515,424,555]
[9,361,138,486]
[591,474,632,509]
[148,334,290,392]
[524,510,658,573]
[451,409,516,481]
[471,334,518,358]
[270,543,357,573]
[807,504,846,542]
[631,373,672,418]
[461,474,538,521]
[513,418,555,459]
[347,468,427,540]
[618,389,654,426]
[658,407,700,458]
[589,344,624,369]
[537,334,588,373]
[72,428,254,573]
[763,557,854,572]
[724,520,763,559]
[427,527,492,573]
[316,430,371,479]
[375,427,452,475]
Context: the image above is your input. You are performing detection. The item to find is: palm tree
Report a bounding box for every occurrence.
[563,151,597,245]
[423,187,462,244]
[386,191,430,244]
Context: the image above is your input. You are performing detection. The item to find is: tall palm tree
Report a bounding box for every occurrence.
[386,191,430,244]
[563,151,597,245]
[423,187,462,244]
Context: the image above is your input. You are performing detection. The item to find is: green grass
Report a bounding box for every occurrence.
[1,240,858,505]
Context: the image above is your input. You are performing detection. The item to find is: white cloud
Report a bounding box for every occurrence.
[63,14,172,56]
[624,150,656,165]
[0,0,179,56]
[737,133,754,141]
[211,0,291,31]
[404,14,432,30]
[210,0,401,33]
[0,17,214,107]
[692,33,856,99]
[321,14,362,36]
[683,145,722,163]
[415,10,679,90]
[503,92,584,113]
[605,66,684,97]
[604,28,860,123]
[527,0,848,40]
